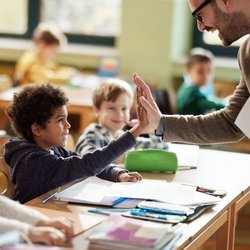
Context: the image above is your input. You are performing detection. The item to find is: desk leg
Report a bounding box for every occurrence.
[216,204,236,250]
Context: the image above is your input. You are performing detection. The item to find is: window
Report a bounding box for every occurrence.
[0,0,122,46]
[0,0,28,36]
[193,22,247,57]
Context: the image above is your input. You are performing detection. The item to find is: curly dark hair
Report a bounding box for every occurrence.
[6,83,69,143]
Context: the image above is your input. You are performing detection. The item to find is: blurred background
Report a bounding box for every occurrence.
[0,1,249,249]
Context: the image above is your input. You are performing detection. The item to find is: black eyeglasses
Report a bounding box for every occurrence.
[192,0,212,23]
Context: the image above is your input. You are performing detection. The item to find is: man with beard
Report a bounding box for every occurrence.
[134,0,250,145]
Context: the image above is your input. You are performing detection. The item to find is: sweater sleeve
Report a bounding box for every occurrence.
[27,131,136,194]
[0,217,31,234]
[160,38,250,144]
[0,196,47,227]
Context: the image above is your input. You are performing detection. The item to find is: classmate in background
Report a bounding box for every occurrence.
[75,79,167,162]
[15,22,75,86]
[0,195,73,246]
[3,83,146,203]
[177,48,226,115]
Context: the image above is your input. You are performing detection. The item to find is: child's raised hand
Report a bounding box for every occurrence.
[118,171,143,182]
[137,87,148,127]
[133,73,162,130]
[128,86,149,138]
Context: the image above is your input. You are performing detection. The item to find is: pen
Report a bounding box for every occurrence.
[41,191,58,204]
[177,166,197,170]
[111,197,127,207]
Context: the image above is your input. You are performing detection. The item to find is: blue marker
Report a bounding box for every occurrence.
[111,197,127,206]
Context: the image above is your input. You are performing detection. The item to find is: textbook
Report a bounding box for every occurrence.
[55,177,221,207]
[88,214,183,250]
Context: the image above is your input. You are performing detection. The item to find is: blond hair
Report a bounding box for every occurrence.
[93,79,134,108]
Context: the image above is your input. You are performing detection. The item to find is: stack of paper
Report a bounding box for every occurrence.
[88,214,181,250]
[55,177,221,207]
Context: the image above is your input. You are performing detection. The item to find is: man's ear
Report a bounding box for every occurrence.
[31,123,42,136]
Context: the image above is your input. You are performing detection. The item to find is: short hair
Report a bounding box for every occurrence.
[6,83,69,143]
[186,48,214,70]
[92,79,134,109]
[33,22,67,46]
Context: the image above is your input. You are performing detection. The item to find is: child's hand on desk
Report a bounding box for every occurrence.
[36,217,73,239]
[118,171,143,182]
[28,226,67,246]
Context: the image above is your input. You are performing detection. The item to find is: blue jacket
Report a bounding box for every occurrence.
[4,131,136,203]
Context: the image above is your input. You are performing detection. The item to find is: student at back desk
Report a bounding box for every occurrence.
[15,22,75,86]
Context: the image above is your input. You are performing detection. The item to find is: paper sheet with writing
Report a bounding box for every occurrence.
[108,179,220,206]
[235,96,250,139]
[56,177,220,206]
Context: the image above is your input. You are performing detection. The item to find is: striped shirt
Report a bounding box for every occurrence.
[75,123,168,158]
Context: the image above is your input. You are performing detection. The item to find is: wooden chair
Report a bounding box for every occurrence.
[0,157,15,198]
[153,89,176,114]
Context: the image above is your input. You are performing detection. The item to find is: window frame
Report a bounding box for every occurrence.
[192,21,239,58]
[0,0,115,46]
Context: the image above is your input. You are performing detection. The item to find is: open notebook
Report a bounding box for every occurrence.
[55,177,221,207]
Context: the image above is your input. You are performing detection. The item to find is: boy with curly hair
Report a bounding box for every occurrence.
[3,83,146,203]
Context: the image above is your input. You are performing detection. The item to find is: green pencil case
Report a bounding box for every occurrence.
[125,149,178,173]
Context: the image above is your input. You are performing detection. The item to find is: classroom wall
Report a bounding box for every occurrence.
[117,0,174,87]
[0,0,241,88]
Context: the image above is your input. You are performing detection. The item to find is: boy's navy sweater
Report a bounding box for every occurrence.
[4,131,136,203]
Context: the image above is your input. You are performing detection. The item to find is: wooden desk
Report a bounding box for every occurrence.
[26,149,250,250]
[0,86,95,133]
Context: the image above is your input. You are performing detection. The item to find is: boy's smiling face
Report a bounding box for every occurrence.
[95,93,132,136]
[32,105,71,150]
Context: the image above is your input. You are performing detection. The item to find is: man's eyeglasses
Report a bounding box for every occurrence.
[192,0,212,23]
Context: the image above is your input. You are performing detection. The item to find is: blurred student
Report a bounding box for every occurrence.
[177,48,226,115]
[0,195,73,246]
[15,22,75,86]
[3,83,146,203]
[75,79,167,162]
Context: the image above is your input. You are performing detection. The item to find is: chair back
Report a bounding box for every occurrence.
[0,157,15,198]
[153,89,176,114]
